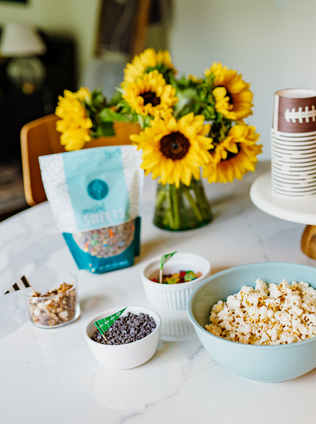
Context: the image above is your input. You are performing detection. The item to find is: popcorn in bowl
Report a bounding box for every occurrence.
[205,279,316,345]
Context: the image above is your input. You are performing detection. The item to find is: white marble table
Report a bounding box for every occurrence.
[0,162,315,424]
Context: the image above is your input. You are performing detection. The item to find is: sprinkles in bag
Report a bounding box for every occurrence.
[39,146,143,273]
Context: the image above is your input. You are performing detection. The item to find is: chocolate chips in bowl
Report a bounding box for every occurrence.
[84,306,161,369]
[91,312,157,345]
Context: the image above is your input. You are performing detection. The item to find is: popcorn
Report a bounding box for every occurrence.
[205,279,316,345]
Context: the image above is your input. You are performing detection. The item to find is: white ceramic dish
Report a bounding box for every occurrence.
[142,253,211,310]
[156,308,197,342]
[84,306,161,369]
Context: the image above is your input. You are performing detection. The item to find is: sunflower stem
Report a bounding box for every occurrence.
[170,184,180,230]
[166,184,175,229]
[182,186,203,222]
[192,182,211,221]
[155,189,166,209]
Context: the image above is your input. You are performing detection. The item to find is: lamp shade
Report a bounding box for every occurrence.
[0,22,46,57]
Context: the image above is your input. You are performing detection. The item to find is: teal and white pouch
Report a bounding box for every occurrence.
[39,146,143,274]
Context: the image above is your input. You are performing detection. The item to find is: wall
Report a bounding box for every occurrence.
[0,0,102,79]
[168,0,316,159]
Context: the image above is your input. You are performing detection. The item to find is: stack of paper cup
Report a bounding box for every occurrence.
[271,88,316,197]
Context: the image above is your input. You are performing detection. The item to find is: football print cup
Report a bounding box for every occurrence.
[273,88,316,134]
[270,88,316,196]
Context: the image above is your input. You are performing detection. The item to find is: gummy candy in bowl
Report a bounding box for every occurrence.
[187,262,316,383]
[141,253,211,310]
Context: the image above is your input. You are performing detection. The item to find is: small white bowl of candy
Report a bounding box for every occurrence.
[141,253,211,310]
[84,306,161,369]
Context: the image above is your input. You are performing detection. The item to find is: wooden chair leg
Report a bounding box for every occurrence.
[301,225,316,260]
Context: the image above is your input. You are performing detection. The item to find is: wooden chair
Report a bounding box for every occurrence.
[21,114,140,206]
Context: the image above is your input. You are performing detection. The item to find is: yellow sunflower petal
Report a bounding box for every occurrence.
[124,48,176,84]
[122,70,177,117]
[134,113,212,186]
[207,63,253,120]
[203,124,261,183]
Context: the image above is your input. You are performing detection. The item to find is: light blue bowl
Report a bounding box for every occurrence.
[187,262,316,383]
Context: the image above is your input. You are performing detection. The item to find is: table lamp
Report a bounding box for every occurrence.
[0,22,47,94]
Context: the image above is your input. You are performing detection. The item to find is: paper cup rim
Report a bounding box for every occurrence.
[271,166,316,176]
[272,182,316,191]
[271,153,316,162]
[271,137,316,145]
[271,171,316,180]
[271,128,316,137]
[272,165,316,171]
[270,133,316,144]
[271,154,316,161]
[275,88,316,99]
[271,137,316,144]
[271,146,316,155]
[272,189,316,197]
[271,142,316,150]
[272,180,316,186]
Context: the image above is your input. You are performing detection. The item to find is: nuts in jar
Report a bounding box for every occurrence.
[28,283,77,327]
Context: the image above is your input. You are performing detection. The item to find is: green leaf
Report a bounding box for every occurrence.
[110,90,123,106]
[93,122,115,137]
[99,108,130,123]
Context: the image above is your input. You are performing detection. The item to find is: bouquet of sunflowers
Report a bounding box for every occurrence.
[56,48,262,231]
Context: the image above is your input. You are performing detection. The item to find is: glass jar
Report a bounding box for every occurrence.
[23,271,80,328]
[153,177,213,231]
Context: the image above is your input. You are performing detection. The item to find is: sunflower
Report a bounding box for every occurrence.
[205,63,253,120]
[56,88,93,150]
[203,124,262,183]
[130,112,213,188]
[124,48,176,84]
[122,70,177,118]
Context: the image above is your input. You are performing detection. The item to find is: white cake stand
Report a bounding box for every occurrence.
[250,171,316,259]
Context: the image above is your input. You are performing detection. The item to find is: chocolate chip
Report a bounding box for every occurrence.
[91,312,157,345]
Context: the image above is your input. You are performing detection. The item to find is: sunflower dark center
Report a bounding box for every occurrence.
[141,91,160,106]
[160,132,190,160]
[218,86,233,105]
[222,143,240,161]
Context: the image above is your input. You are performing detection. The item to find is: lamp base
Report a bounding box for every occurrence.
[6,57,46,94]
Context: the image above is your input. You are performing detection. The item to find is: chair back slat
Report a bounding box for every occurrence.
[21,114,139,205]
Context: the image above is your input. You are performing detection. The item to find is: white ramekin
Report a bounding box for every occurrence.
[84,306,161,369]
[141,253,211,310]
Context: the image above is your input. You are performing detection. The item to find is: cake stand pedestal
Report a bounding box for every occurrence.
[250,171,316,260]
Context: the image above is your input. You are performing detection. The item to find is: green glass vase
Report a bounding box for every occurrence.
[153,177,213,231]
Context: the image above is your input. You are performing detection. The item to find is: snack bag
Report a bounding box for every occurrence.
[39,146,143,273]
